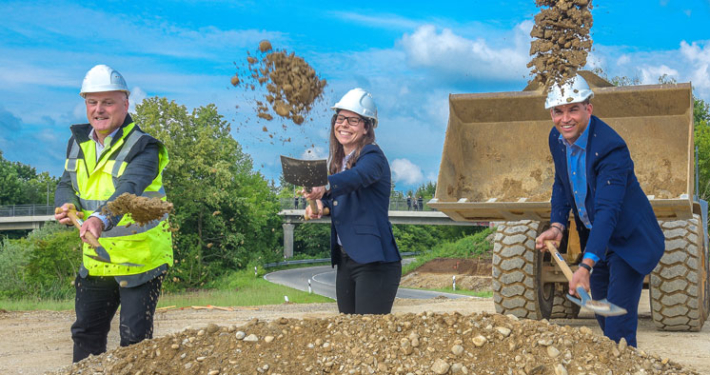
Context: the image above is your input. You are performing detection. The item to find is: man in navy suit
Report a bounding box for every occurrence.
[535,75,665,347]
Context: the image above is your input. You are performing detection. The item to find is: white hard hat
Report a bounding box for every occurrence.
[80,64,130,98]
[545,75,594,109]
[332,88,378,128]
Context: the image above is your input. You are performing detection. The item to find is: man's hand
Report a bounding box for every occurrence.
[535,225,564,250]
[302,186,326,201]
[80,216,104,243]
[569,260,593,296]
[54,203,83,226]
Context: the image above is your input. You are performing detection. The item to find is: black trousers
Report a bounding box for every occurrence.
[71,274,163,362]
[336,248,401,314]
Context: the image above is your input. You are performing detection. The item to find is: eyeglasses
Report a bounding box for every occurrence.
[334,114,364,126]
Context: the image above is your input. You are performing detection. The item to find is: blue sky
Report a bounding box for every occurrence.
[1,0,709,192]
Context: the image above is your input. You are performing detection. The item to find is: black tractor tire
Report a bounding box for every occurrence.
[650,215,708,331]
[492,220,557,320]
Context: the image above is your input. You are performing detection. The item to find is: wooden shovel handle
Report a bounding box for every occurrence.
[545,240,575,282]
[56,204,102,249]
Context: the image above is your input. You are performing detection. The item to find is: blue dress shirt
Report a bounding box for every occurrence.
[559,119,600,263]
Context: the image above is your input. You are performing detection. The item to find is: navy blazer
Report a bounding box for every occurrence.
[321,144,401,266]
[549,116,664,275]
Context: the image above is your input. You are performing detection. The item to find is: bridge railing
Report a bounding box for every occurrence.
[0,204,56,217]
[279,198,435,211]
[3,198,434,217]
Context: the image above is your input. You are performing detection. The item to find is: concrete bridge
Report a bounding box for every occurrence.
[1,203,490,259]
[278,209,488,258]
[0,205,55,231]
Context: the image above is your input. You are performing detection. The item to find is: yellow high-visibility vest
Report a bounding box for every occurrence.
[64,122,173,278]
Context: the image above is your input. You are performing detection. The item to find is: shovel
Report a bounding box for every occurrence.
[544,240,627,317]
[56,204,144,267]
[280,156,331,220]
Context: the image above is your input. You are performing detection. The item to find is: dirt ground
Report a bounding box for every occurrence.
[1,260,708,374]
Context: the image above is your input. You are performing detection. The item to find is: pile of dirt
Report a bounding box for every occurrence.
[231,40,327,125]
[55,312,697,375]
[102,192,173,226]
[527,0,594,91]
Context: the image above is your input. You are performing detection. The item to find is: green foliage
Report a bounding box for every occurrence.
[293,224,331,258]
[393,223,481,254]
[694,98,710,201]
[0,150,58,206]
[0,222,79,299]
[134,97,283,289]
[402,227,493,275]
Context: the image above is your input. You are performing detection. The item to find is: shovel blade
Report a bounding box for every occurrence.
[568,286,628,317]
[280,156,328,188]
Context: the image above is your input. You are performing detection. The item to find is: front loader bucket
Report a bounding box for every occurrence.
[430,71,694,222]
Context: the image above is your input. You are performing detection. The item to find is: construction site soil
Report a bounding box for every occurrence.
[1,260,708,375]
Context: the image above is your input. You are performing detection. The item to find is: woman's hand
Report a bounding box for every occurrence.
[302,186,326,200]
[304,199,324,220]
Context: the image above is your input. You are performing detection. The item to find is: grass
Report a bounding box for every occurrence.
[402,227,494,275]
[0,268,333,312]
[0,232,495,312]
[0,297,74,311]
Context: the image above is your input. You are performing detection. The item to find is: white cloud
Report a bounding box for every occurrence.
[391,158,424,185]
[680,41,710,95]
[129,87,147,113]
[398,24,531,82]
[301,146,328,160]
[639,65,680,85]
[616,54,631,66]
[329,11,421,30]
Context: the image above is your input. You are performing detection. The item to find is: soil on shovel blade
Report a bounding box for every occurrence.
[102,192,173,226]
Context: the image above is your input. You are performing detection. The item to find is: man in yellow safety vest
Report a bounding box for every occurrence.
[54,64,173,363]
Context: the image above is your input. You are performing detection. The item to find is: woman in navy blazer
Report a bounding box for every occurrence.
[304,88,402,314]
[535,75,664,347]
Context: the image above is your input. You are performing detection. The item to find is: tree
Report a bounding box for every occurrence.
[0,150,57,206]
[134,97,282,287]
[694,98,710,201]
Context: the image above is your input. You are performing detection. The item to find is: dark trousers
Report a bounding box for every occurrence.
[71,274,163,362]
[336,249,401,314]
[589,251,644,347]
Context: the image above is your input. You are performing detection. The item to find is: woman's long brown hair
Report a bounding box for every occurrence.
[328,111,376,175]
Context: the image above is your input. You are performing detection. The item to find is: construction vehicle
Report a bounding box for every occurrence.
[429,71,710,331]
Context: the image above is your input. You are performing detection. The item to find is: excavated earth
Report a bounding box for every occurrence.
[1,291,709,374]
[49,311,697,375]
[232,40,327,126]
[528,0,593,91]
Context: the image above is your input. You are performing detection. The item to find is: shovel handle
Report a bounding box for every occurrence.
[545,240,575,282]
[308,199,320,216]
[56,204,103,249]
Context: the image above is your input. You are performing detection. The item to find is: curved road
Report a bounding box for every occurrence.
[264,261,474,300]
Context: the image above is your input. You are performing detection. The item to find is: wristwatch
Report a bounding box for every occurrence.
[578,263,592,272]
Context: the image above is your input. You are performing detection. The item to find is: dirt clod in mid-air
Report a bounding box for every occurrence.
[54,312,697,375]
[231,39,327,126]
[527,0,594,91]
[102,193,173,226]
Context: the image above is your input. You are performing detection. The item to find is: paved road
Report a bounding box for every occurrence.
[264,261,474,300]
